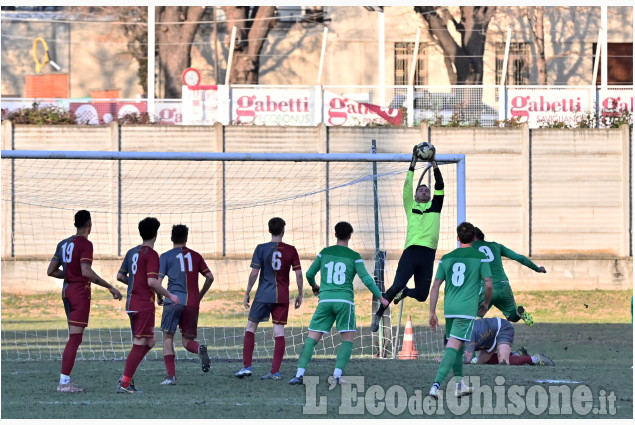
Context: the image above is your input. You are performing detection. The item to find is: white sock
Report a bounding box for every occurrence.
[333,368,342,378]
[60,374,71,385]
[296,368,305,378]
[531,356,538,364]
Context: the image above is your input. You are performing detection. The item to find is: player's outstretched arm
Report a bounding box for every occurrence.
[199,272,214,299]
[46,259,65,279]
[80,262,122,300]
[244,268,259,308]
[500,244,544,273]
[428,278,443,330]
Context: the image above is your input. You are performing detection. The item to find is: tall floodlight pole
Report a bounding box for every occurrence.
[601,5,607,90]
[148,6,156,119]
[378,8,385,107]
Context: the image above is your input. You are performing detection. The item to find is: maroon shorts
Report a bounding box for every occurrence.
[161,304,199,338]
[63,283,91,328]
[128,309,155,338]
[248,302,289,325]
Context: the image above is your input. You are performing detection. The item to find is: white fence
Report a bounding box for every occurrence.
[1,85,632,128]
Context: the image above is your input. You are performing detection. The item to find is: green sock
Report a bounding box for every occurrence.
[298,337,318,369]
[434,347,458,384]
[452,345,464,380]
[335,340,353,373]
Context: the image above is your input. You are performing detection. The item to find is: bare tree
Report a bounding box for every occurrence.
[524,6,579,85]
[414,6,497,85]
[156,6,205,98]
[221,6,276,84]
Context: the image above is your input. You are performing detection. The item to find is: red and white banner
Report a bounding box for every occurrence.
[182,85,227,125]
[506,89,592,127]
[232,88,315,125]
[598,89,633,125]
[323,91,404,126]
[70,102,148,125]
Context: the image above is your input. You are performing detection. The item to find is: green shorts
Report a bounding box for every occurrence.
[478,282,518,319]
[308,301,356,333]
[445,317,475,342]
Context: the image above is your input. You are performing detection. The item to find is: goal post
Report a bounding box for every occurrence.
[1,149,465,362]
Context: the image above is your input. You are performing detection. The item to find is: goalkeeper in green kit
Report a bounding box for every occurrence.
[288,222,389,385]
[472,227,547,325]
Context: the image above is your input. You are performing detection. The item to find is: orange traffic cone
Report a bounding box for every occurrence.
[398,315,419,359]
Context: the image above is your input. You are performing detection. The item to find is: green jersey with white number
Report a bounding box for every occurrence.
[435,247,492,319]
[472,240,541,283]
[306,245,382,303]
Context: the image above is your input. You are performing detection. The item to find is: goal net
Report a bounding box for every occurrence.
[1,150,464,362]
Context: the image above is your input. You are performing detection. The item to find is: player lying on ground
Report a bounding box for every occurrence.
[371,144,443,332]
[289,222,389,385]
[460,317,554,366]
[428,222,492,400]
[473,227,546,326]
[156,224,215,385]
[48,209,123,393]
[116,217,179,394]
[236,217,303,381]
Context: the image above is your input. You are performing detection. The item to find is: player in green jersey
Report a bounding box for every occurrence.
[473,227,546,326]
[428,222,493,399]
[289,222,389,385]
[371,144,444,332]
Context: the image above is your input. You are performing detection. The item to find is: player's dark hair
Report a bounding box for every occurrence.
[457,221,476,244]
[416,184,429,190]
[474,227,485,241]
[74,210,91,228]
[334,221,354,240]
[268,217,286,236]
[139,217,160,241]
[171,224,189,244]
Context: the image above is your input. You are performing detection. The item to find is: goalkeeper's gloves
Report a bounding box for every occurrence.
[410,145,418,169]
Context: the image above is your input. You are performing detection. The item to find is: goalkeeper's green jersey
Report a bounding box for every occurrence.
[435,247,492,318]
[403,168,444,250]
[472,240,541,283]
[306,245,382,303]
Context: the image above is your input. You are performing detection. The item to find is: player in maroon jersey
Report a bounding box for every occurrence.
[156,224,215,385]
[116,217,179,394]
[47,210,123,393]
[235,217,303,380]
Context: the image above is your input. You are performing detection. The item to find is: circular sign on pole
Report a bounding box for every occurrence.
[182,68,201,87]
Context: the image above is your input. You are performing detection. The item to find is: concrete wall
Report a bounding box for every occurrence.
[1,122,631,292]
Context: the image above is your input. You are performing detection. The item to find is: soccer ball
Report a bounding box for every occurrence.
[415,142,436,161]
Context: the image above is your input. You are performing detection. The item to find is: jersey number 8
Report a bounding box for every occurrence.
[451,262,466,287]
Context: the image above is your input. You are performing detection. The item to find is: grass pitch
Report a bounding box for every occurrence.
[1,322,632,419]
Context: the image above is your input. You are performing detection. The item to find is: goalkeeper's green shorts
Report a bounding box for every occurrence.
[478,282,518,320]
[308,300,356,333]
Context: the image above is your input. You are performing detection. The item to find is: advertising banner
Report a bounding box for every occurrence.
[232,88,315,125]
[323,91,404,126]
[69,102,148,125]
[182,85,228,125]
[506,88,592,127]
